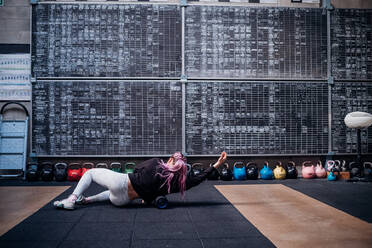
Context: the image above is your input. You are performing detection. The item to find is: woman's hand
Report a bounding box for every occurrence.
[213,151,227,169]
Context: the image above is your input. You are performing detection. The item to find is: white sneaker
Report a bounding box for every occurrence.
[75,195,88,205]
[53,197,75,210]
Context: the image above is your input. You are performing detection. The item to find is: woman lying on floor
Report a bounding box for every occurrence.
[53,151,228,210]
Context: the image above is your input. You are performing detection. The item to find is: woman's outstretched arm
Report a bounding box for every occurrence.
[186,152,228,189]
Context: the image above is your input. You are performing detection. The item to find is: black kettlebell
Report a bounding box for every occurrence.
[41,162,54,181]
[186,163,192,176]
[341,160,348,172]
[349,162,361,178]
[208,163,220,180]
[54,162,68,182]
[220,163,233,181]
[26,163,39,181]
[246,162,258,180]
[191,163,204,177]
[363,162,372,179]
[286,161,298,179]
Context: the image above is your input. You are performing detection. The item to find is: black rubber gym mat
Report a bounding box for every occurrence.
[1,179,370,248]
[0,181,275,248]
[283,179,372,223]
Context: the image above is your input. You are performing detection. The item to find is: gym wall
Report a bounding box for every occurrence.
[0,0,371,161]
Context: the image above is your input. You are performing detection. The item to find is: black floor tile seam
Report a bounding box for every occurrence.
[55,207,88,248]
[186,205,206,248]
[128,208,138,248]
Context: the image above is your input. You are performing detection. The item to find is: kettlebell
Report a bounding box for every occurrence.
[233,162,246,180]
[96,162,108,168]
[260,162,273,180]
[153,196,168,209]
[191,163,204,177]
[349,161,361,178]
[110,162,121,173]
[41,162,54,181]
[334,160,342,172]
[273,162,286,180]
[328,170,337,181]
[302,161,316,179]
[286,161,298,179]
[26,163,39,181]
[326,160,335,172]
[363,162,372,179]
[67,163,82,181]
[220,163,233,181]
[315,161,327,178]
[54,162,67,182]
[124,162,136,174]
[186,163,192,176]
[341,160,348,172]
[246,162,259,180]
[208,163,220,180]
[82,162,94,176]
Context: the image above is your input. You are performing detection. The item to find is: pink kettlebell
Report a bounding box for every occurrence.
[315,161,327,178]
[302,161,316,179]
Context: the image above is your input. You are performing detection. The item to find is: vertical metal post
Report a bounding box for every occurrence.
[181,6,186,77]
[181,4,186,154]
[324,0,334,153]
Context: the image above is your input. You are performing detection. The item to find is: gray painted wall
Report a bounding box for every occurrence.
[0,0,30,44]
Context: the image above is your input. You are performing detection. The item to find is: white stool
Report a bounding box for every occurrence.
[344,111,372,176]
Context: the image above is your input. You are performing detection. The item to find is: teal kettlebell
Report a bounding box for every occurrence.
[233,162,246,180]
[260,162,273,180]
[328,171,337,181]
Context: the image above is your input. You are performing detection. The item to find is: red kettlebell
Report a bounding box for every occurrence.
[82,162,94,177]
[68,163,82,181]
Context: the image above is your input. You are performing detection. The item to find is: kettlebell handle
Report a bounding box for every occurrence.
[364,162,372,168]
[221,163,229,169]
[83,162,94,169]
[302,161,313,167]
[246,162,257,168]
[125,162,136,169]
[287,161,296,167]
[69,163,81,170]
[192,163,203,169]
[234,162,244,168]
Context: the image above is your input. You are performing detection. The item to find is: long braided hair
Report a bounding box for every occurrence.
[157,152,187,197]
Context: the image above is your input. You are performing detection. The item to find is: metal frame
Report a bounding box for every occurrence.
[29,0,372,158]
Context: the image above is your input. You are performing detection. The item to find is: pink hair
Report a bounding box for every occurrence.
[157,152,187,197]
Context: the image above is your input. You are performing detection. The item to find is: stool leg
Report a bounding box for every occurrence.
[356,129,363,177]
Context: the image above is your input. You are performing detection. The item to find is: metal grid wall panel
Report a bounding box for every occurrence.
[32,81,183,155]
[331,9,372,80]
[31,4,182,78]
[185,81,329,155]
[332,82,372,154]
[185,6,328,79]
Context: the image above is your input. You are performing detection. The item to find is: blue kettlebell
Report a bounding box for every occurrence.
[233,162,246,180]
[328,171,337,181]
[260,162,273,180]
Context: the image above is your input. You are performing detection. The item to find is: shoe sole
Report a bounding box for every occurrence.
[53,201,75,210]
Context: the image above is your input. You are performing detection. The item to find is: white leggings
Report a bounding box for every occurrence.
[72,168,130,206]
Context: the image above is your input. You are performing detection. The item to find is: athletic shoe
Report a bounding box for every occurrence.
[75,195,88,205]
[53,197,75,210]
